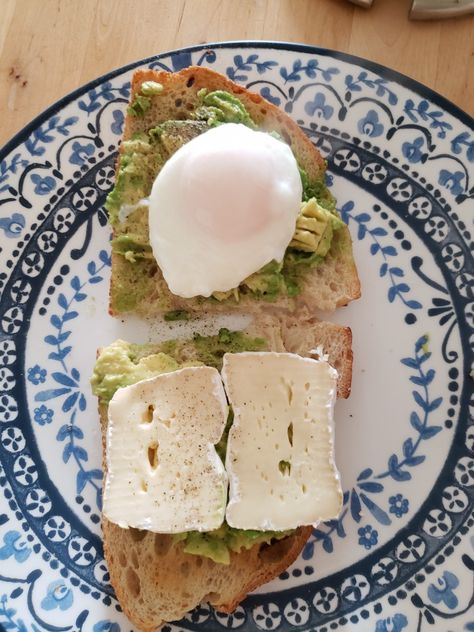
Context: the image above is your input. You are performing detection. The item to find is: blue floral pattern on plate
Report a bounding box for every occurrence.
[0,42,472,631]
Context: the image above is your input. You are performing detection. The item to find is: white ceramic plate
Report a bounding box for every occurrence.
[0,42,472,632]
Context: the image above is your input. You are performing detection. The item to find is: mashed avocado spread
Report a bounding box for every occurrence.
[106,86,345,305]
[91,328,267,402]
[91,330,290,563]
[193,89,257,129]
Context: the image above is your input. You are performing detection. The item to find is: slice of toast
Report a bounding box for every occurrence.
[108,66,360,316]
[98,313,351,631]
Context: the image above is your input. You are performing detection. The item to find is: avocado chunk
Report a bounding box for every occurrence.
[150,120,209,155]
[163,309,190,322]
[290,198,345,257]
[112,234,153,263]
[193,89,257,129]
[127,81,163,116]
[128,94,152,117]
[140,81,163,96]
[105,136,165,224]
[241,260,286,301]
[191,328,268,370]
[181,524,292,565]
[90,340,180,403]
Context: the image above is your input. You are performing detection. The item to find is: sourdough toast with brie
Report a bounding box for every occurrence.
[92,313,351,631]
[106,66,360,316]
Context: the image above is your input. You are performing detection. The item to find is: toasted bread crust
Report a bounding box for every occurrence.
[99,313,351,630]
[102,510,311,631]
[109,66,361,316]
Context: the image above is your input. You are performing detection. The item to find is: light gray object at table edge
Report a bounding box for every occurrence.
[410,0,474,19]
[347,0,474,18]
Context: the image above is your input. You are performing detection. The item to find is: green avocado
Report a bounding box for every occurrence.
[163,309,190,322]
[241,260,286,301]
[127,80,164,117]
[216,408,234,462]
[105,136,165,224]
[180,524,292,565]
[91,332,290,564]
[191,327,268,370]
[91,329,268,402]
[193,89,257,129]
[128,94,152,117]
[140,81,163,96]
[150,119,209,155]
[90,340,180,403]
[290,198,345,257]
[299,166,336,212]
[112,234,153,263]
[105,120,207,224]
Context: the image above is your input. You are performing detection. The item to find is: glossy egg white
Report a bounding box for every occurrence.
[148,123,302,298]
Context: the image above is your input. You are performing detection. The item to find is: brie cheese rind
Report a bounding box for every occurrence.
[222,352,342,531]
[103,366,228,533]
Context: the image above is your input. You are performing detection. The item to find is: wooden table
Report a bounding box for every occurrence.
[1,0,473,148]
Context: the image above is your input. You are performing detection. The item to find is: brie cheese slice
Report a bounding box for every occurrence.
[103,366,228,533]
[222,352,342,531]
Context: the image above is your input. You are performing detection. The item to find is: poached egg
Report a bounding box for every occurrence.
[148,123,302,298]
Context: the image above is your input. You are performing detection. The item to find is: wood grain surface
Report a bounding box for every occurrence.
[1,0,473,147]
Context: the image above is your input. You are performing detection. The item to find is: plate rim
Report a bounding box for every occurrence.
[1,39,473,162]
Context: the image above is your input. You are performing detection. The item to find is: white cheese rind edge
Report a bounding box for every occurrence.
[103,366,228,533]
[222,351,342,531]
